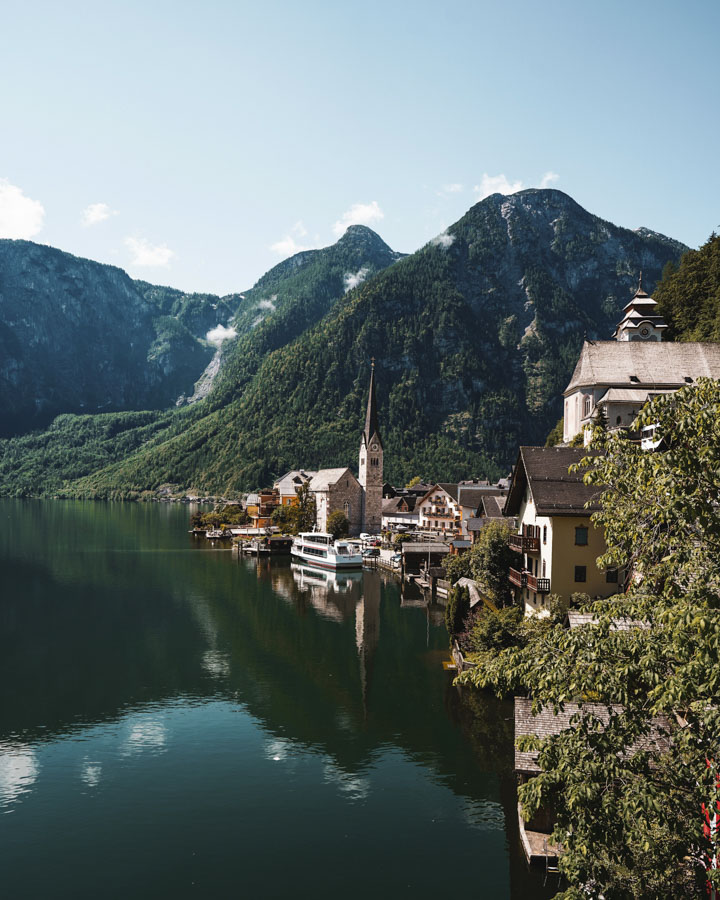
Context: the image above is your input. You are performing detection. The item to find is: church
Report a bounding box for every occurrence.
[274,363,384,535]
[563,282,720,443]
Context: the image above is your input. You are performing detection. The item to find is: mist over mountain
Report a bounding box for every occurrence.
[0,240,243,436]
[0,190,688,497]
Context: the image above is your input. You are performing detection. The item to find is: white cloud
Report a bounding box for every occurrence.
[270,234,309,256]
[124,236,175,267]
[0,180,45,239]
[332,200,384,237]
[436,183,463,197]
[343,267,369,292]
[257,295,277,312]
[431,230,455,249]
[81,202,117,227]
[540,171,560,188]
[270,220,313,257]
[473,171,561,200]
[206,324,237,346]
[473,173,525,200]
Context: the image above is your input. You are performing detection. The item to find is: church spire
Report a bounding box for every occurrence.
[364,358,382,446]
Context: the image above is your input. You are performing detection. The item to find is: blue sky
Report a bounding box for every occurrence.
[1,0,718,294]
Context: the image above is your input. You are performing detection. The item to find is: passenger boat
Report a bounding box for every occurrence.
[291,532,363,569]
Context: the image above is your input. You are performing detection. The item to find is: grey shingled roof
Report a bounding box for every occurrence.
[504,447,601,517]
[514,698,670,774]
[437,483,459,502]
[565,341,720,395]
[597,387,674,404]
[481,494,506,518]
[457,486,505,511]
[567,612,649,631]
[309,468,354,492]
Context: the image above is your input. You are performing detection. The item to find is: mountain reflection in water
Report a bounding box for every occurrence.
[0,500,556,899]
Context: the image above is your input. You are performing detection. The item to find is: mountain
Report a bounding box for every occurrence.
[0,239,243,436]
[6,187,687,500]
[0,190,689,497]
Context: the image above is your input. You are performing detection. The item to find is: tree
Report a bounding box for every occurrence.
[326,510,349,539]
[445,584,470,637]
[545,416,564,447]
[441,521,520,607]
[294,483,317,533]
[460,380,720,897]
[405,475,422,488]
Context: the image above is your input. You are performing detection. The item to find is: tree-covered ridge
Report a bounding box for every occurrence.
[0,190,687,497]
[0,239,244,436]
[655,232,720,341]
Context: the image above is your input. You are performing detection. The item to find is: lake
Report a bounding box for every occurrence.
[0,500,556,898]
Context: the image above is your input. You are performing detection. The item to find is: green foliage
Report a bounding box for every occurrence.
[0,196,685,497]
[405,476,422,487]
[270,484,317,534]
[461,381,720,897]
[445,584,470,637]
[326,510,349,539]
[192,503,249,529]
[442,550,473,583]
[469,605,524,654]
[442,522,519,604]
[545,416,564,446]
[655,232,720,341]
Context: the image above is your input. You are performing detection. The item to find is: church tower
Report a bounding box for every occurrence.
[612,275,668,342]
[358,360,383,533]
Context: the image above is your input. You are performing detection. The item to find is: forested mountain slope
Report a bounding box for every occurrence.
[45,188,687,498]
[0,240,243,436]
[655,232,720,340]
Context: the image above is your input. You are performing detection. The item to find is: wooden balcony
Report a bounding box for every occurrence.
[509,568,550,593]
[526,573,550,593]
[508,534,540,553]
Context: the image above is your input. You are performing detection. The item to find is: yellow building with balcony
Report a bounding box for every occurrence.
[504,447,619,616]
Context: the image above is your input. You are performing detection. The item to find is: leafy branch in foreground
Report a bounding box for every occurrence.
[459,379,720,898]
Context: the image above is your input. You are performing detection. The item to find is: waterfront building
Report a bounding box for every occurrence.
[273,470,317,506]
[416,484,461,535]
[309,467,363,534]
[563,285,720,443]
[503,446,616,616]
[245,489,279,529]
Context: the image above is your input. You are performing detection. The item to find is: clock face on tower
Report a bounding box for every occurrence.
[370,443,378,451]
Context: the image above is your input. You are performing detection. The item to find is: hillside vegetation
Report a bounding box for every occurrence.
[0,190,688,498]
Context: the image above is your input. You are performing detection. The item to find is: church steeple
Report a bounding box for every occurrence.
[358,360,383,532]
[613,279,667,342]
[363,358,382,447]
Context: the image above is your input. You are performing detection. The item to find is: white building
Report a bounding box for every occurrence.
[563,285,720,443]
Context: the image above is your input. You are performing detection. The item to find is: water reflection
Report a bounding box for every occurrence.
[0,501,557,899]
[0,743,39,808]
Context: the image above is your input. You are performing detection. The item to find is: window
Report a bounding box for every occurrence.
[360,458,365,466]
[344,501,350,518]
[606,569,618,583]
[542,559,546,577]
[616,415,621,425]
[543,525,547,544]
[574,565,587,583]
[583,395,592,417]
[575,526,588,546]
[371,457,379,467]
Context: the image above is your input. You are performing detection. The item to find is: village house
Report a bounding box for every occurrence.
[503,446,618,616]
[273,470,316,506]
[563,284,720,444]
[457,480,508,538]
[245,489,279,529]
[416,484,461,535]
[381,494,419,532]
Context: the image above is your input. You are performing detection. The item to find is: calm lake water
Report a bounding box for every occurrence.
[0,500,556,899]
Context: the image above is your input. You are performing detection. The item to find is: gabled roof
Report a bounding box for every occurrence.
[481,494,507,518]
[514,697,670,774]
[308,468,356,492]
[437,483,459,502]
[274,469,317,493]
[417,483,459,505]
[457,485,504,511]
[504,447,601,517]
[565,341,720,395]
[597,387,674,404]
